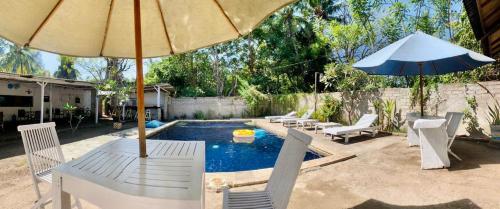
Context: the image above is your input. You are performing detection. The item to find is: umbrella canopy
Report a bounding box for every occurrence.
[353,31,495,75]
[353,31,495,116]
[0,0,297,157]
[0,0,294,57]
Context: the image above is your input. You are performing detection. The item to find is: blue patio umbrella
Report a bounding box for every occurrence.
[353,31,495,116]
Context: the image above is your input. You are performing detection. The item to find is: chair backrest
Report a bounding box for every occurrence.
[266,128,312,209]
[301,109,314,119]
[285,111,297,117]
[18,122,65,178]
[444,112,453,124]
[445,112,464,139]
[354,114,378,128]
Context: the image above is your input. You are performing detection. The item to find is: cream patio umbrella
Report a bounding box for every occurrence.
[0,0,297,157]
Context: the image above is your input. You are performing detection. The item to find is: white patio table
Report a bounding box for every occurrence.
[52,138,205,209]
[406,114,444,146]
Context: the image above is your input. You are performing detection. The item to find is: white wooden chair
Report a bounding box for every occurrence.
[18,122,81,209]
[445,112,464,161]
[413,119,450,169]
[223,128,313,209]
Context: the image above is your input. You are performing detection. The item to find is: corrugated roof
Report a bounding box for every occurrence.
[0,72,95,89]
[464,0,500,58]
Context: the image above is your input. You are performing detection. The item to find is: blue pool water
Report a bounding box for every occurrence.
[150,121,321,172]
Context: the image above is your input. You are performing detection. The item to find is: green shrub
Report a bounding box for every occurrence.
[270,94,300,115]
[463,96,485,137]
[296,106,309,117]
[374,100,406,132]
[238,79,270,117]
[314,96,343,122]
[372,99,384,126]
[193,111,206,120]
[488,103,500,126]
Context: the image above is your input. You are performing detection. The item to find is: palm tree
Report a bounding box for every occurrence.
[0,43,42,75]
[54,55,79,79]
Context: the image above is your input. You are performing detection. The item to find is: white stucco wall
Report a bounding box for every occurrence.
[168,97,247,119]
[0,80,93,122]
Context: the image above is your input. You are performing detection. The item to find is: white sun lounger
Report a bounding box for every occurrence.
[297,119,319,130]
[413,119,450,169]
[314,122,342,134]
[323,114,379,143]
[279,109,315,127]
[223,128,312,209]
[265,111,297,122]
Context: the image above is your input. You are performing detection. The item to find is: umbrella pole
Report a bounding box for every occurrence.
[418,63,424,117]
[134,0,147,158]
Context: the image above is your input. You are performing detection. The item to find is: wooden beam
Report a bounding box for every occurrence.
[134,0,147,158]
[100,0,115,56]
[212,0,241,36]
[26,0,64,47]
[155,0,174,54]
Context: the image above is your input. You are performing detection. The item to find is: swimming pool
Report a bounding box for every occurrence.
[150,121,321,172]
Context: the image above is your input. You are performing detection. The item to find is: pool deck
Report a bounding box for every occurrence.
[1,119,500,208]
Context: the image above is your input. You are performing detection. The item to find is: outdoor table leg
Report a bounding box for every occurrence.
[52,171,71,209]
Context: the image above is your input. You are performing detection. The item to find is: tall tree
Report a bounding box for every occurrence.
[0,44,42,75]
[54,55,78,79]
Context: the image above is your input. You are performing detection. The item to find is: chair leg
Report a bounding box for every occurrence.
[448,150,462,161]
[73,198,83,209]
[344,135,349,143]
[31,186,52,209]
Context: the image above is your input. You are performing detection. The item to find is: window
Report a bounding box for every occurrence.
[0,95,33,107]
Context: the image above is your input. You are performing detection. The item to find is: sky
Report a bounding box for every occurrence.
[39,50,150,80]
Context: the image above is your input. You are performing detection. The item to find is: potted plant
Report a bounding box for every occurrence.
[488,103,500,146]
[112,106,122,130]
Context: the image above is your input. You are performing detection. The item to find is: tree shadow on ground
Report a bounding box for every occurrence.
[446,140,500,172]
[0,121,137,160]
[351,198,481,209]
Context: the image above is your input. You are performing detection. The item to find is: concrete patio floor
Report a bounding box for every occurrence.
[1,119,499,209]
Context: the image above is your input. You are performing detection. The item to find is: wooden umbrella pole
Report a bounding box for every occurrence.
[418,63,424,117]
[134,0,147,158]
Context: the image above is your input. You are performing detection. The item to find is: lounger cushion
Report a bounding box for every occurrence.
[324,126,375,135]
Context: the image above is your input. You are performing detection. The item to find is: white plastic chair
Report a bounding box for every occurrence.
[445,112,464,161]
[223,128,313,209]
[18,122,81,209]
[413,119,450,169]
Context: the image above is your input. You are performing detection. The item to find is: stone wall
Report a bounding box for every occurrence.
[168,97,247,119]
[165,81,500,135]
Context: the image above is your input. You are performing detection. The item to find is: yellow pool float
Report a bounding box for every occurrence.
[233,129,255,143]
